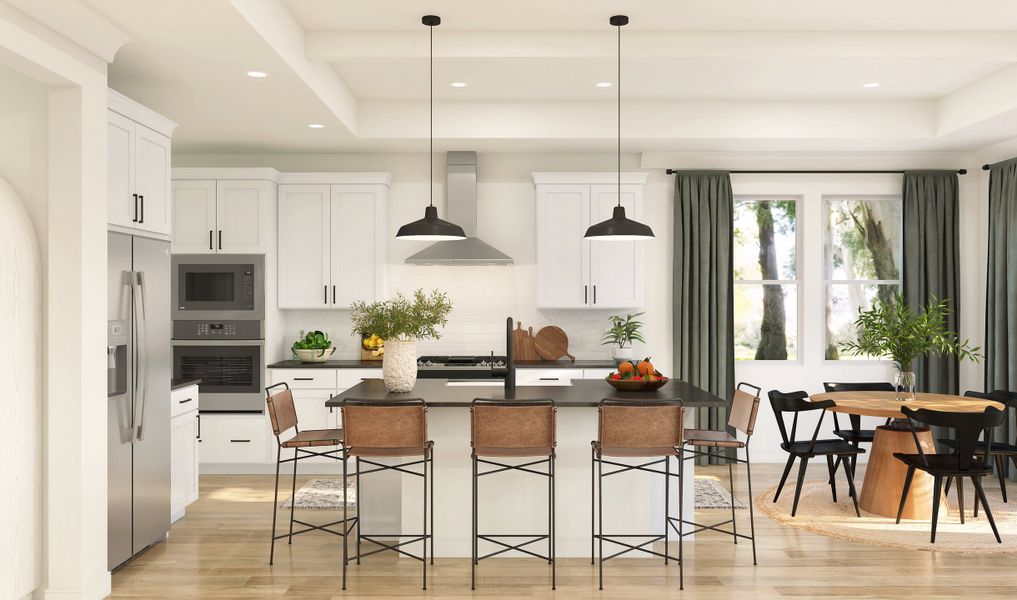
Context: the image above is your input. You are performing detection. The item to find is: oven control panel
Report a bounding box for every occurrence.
[172,319,263,340]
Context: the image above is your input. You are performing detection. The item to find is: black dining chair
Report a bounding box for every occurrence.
[822,382,895,478]
[894,405,1006,543]
[769,390,865,517]
[939,390,1017,502]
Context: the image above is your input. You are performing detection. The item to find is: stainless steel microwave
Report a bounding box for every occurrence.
[171,254,264,320]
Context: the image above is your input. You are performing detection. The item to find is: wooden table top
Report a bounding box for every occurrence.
[810,391,1005,419]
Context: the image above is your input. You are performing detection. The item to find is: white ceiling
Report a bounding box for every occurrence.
[88,0,1017,155]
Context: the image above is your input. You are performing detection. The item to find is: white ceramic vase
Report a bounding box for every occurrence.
[382,339,418,392]
[612,345,634,363]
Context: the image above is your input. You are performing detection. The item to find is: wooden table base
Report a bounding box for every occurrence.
[859,425,948,520]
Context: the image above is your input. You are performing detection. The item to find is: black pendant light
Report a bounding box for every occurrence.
[584,15,654,241]
[397,15,468,241]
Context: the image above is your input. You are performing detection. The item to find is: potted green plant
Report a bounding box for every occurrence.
[291,330,335,363]
[840,293,980,402]
[350,288,453,392]
[601,312,645,363]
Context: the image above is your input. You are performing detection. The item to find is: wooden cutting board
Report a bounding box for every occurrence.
[534,326,576,362]
[512,322,539,361]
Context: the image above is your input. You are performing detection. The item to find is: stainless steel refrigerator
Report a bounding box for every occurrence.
[108,231,171,570]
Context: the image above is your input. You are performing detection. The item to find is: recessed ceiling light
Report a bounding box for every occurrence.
[862,82,881,88]
[450,82,467,88]
[308,123,325,129]
[596,81,613,88]
[245,70,268,78]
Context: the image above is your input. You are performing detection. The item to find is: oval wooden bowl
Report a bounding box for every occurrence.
[605,371,669,392]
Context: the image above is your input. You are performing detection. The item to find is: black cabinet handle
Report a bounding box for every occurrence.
[539,377,560,381]
[196,414,201,439]
[132,193,138,222]
[324,285,328,304]
[218,230,222,250]
[209,230,213,250]
[332,285,336,304]
[139,194,144,223]
[584,285,588,304]
[294,377,314,381]
[593,285,597,304]
[178,398,193,405]
[229,439,251,443]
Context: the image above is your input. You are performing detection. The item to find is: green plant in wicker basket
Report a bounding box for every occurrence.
[350,288,453,342]
[839,292,981,371]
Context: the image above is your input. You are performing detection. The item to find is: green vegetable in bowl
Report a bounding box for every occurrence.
[291,330,332,353]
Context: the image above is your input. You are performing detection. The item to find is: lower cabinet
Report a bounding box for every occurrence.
[170,384,200,522]
[197,413,268,464]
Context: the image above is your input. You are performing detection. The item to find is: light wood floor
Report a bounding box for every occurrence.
[111,463,1017,599]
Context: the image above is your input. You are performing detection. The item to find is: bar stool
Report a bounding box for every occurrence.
[470,398,557,590]
[339,398,433,591]
[681,382,762,565]
[592,398,685,591]
[264,382,348,565]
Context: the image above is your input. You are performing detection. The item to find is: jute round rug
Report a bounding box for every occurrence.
[756,481,1017,553]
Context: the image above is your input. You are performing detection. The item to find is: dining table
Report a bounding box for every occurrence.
[809,391,1005,520]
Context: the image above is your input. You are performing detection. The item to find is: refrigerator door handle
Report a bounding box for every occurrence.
[131,270,150,441]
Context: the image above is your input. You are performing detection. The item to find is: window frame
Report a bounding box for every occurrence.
[821,194,903,363]
[732,194,804,363]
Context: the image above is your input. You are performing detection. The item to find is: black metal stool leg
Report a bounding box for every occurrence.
[664,453,670,565]
[598,451,603,591]
[422,450,428,591]
[269,445,281,565]
[355,456,361,564]
[590,445,596,565]
[430,450,435,565]
[678,447,684,591]
[746,447,757,565]
[551,454,557,590]
[341,452,348,591]
[730,454,739,543]
[288,447,298,543]
[471,454,477,590]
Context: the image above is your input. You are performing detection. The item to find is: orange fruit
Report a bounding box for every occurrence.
[618,361,635,375]
[637,358,654,377]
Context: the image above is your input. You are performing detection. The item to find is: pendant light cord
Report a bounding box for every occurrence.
[429,21,434,208]
[616,20,621,208]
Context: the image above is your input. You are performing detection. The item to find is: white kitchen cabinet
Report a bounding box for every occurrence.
[170,385,199,522]
[277,177,389,309]
[533,173,647,309]
[107,90,175,237]
[171,175,272,254]
[515,368,581,386]
[581,368,615,379]
[197,413,267,464]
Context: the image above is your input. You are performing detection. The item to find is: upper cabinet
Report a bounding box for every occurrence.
[107,90,176,237]
[533,173,647,309]
[171,170,273,254]
[277,174,390,309]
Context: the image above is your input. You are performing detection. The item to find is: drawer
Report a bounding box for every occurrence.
[170,384,200,418]
[515,369,578,386]
[336,368,382,390]
[272,368,337,390]
[198,414,267,463]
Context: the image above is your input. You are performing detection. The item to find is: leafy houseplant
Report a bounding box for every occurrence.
[601,312,646,362]
[350,289,453,392]
[291,330,335,363]
[840,293,980,404]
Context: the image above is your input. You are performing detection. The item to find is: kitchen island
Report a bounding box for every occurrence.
[326,378,725,557]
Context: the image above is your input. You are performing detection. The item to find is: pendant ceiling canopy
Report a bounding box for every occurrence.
[396,15,467,242]
[584,15,654,241]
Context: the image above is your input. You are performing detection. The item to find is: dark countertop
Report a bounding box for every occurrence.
[325,378,725,409]
[171,377,201,391]
[268,359,617,370]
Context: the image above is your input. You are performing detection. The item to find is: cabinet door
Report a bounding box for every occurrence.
[107,111,136,228]
[331,185,380,307]
[134,124,172,235]
[217,180,272,253]
[589,185,644,308]
[536,185,590,308]
[278,185,331,308]
[170,412,198,522]
[171,180,217,253]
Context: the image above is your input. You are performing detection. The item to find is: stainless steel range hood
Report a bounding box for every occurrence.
[405,152,513,265]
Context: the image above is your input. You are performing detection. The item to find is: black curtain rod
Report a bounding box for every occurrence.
[665,168,967,175]
[983,164,991,170]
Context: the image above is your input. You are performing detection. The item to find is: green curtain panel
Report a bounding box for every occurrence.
[672,171,735,464]
[902,170,960,395]
[986,158,1017,478]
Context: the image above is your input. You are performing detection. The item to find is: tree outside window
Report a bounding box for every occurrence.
[823,196,902,360]
[733,198,799,361]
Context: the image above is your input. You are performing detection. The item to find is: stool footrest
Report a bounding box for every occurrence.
[477,534,550,562]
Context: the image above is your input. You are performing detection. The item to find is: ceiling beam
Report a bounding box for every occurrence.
[306,31,1017,61]
[230,0,358,135]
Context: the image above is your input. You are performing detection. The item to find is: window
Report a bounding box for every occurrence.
[823,196,902,360]
[733,197,800,360]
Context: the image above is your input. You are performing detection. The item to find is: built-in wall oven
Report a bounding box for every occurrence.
[171,320,265,412]
[171,254,264,320]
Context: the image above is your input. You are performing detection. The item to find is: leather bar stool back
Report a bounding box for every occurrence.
[342,400,428,456]
[598,401,684,456]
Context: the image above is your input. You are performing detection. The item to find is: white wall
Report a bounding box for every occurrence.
[177,151,988,463]
[0,62,45,600]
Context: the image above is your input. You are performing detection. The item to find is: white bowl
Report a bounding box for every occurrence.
[294,347,335,363]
